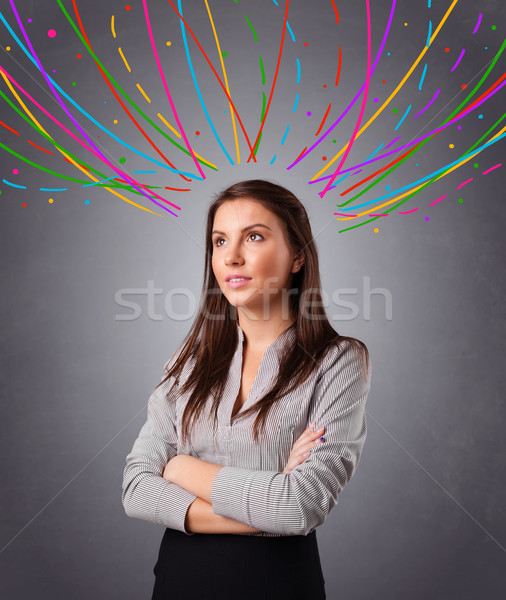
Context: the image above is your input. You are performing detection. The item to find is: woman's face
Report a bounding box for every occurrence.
[211,198,302,320]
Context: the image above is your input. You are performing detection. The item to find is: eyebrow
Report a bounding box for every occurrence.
[211,223,273,236]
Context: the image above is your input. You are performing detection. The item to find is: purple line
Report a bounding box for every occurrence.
[384,136,401,150]
[413,88,440,119]
[472,13,482,34]
[309,77,506,183]
[450,48,465,73]
[456,177,473,189]
[286,0,397,170]
[7,0,176,215]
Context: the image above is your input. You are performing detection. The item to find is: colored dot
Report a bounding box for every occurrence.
[449,144,454,148]
[458,198,464,203]
[385,185,391,191]
[373,228,379,233]
[28,18,32,23]
[48,29,56,38]
[13,169,18,175]
[485,46,488,50]
[304,42,308,47]
[52,69,56,73]
[72,81,77,86]
[457,125,462,130]
[125,4,131,10]
[415,163,419,166]
[77,54,82,59]
[332,139,336,143]
[222,51,227,57]
[461,84,467,89]
[322,156,327,161]
[85,200,90,205]
[6,46,10,51]
[307,111,311,116]
[114,119,118,124]
[97,135,100,138]
[387,52,391,56]
[166,41,171,46]
[392,108,398,113]
[478,114,483,119]
[104,100,107,103]
[425,216,430,221]
[491,25,496,30]
[473,163,479,168]
[22,202,27,208]
[48,198,54,204]
[382,80,386,84]
[374,98,379,102]
[323,84,327,88]
[445,48,450,52]
[404,22,408,26]
[195,130,200,136]
[119,157,126,164]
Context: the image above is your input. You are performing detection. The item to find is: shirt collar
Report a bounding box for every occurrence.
[236,321,296,357]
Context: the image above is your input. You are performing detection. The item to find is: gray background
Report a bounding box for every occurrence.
[1,0,505,598]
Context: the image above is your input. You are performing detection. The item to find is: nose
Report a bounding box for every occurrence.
[224,238,244,266]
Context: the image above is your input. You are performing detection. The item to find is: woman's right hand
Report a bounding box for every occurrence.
[282,421,325,474]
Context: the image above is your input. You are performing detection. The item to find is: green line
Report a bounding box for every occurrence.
[55,0,216,171]
[261,91,266,122]
[244,14,258,42]
[465,112,506,154]
[259,56,265,85]
[252,130,263,155]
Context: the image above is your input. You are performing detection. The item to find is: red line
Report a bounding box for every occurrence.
[165,187,191,191]
[71,0,191,182]
[247,0,290,162]
[330,0,340,23]
[315,104,331,136]
[295,146,308,162]
[27,139,54,155]
[335,45,342,86]
[0,119,20,135]
[165,0,256,161]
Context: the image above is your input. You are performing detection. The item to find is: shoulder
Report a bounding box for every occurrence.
[317,337,371,386]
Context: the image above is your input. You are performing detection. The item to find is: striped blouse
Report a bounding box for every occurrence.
[122,322,371,537]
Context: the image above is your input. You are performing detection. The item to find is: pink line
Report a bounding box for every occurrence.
[319,0,371,199]
[482,163,502,175]
[413,88,440,119]
[430,194,447,206]
[334,213,358,216]
[398,208,419,214]
[142,0,205,180]
[456,177,473,189]
[450,48,465,73]
[472,13,482,34]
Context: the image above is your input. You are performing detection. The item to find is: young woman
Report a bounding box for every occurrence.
[122,179,372,599]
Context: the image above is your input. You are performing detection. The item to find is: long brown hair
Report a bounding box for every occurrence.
[155,179,370,446]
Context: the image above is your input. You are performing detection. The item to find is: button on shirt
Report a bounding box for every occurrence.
[122,322,371,537]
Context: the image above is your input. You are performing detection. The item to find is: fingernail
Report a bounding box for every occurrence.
[319,437,325,442]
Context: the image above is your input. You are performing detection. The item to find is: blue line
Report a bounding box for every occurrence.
[2,179,27,188]
[428,0,431,7]
[394,104,412,131]
[270,154,277,164]
[418,63,428,91]
[177,1,233,165]
[329,144,384,190]
[338,132,506,210]
[426,21,432,47]
[292,93,299,113]
[286,22,296,42]
[0,11,202,179]
[329,173,351,189]
[368,142,385,159]
[296,58,301,83]
[281,125,290,145]
[133,170,156,173]
[82,177,116,187]
[271,0,279,6]
[39,187,67,191]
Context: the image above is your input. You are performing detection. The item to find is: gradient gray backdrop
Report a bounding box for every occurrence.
[1,0,505,598]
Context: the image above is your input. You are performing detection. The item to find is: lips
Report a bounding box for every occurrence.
[225,274,252,282]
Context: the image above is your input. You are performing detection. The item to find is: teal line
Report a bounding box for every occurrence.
[394,105,412,130]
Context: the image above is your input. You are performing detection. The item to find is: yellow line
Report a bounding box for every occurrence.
[313,0,460,182]
[111,15,116,38]
[157,112,182,138]
[136,82,152,103]
[335,125,506,220]
[156,113,217,169]
[0,71,163,216]
[204,0,239,163]
[118,47,131,73]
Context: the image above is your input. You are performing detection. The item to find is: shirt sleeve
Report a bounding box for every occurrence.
[121,368,198,535]
[210,340,371,536]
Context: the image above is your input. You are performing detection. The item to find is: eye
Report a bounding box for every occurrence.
[248,232,264,242]
[213,232,264,247]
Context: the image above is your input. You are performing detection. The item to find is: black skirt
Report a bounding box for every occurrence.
[151,527,326,600]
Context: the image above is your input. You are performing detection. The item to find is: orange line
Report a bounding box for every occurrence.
[315,104,331,136]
